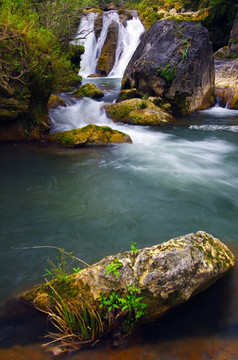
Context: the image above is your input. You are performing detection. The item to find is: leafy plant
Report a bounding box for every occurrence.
[130,241,138,254]
[105,258,122,278]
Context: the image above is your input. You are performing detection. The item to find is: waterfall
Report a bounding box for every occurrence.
[75,10,144,78]
[73,12,98,76]
[109,15,145,77]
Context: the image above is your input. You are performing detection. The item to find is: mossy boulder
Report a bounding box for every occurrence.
[116,88,140,103]
[104,98,174,125]
[71,83,104,99]
[48,94,67,110]
[49,124,132,147]
[21,231,234,331]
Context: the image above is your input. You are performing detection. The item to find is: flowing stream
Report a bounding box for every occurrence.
[1,12,238,360]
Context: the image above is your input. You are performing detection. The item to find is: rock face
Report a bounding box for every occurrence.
[22,231,234,324]
[97,20,118,76]
[228,11,238,56]
[122,20,215,116]
[215,59,238,109]
[104,98,174,125]
[49,124,132,147]
[71,83,104,99]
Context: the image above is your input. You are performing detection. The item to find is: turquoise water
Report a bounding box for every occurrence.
[0,104,238,303]
[0,79,238,357]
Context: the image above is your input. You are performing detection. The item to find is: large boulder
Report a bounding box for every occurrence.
[22,231,234,326]
[49,124,132,147]
[104,98,174,125]
[122,20,215,116]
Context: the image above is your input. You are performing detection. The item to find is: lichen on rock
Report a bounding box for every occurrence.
[104,98,174,125]
[21,231,235,324]
[71,83,104,99]
[49,124,132,147]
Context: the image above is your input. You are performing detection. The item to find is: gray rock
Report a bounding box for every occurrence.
[122,20,215,116]
[22,231,235,323]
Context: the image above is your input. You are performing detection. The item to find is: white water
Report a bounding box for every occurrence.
[73,12,98,76]
[76,11,144,77]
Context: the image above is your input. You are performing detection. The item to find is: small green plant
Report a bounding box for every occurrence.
[105,258,122,278]
[98,284,147,326]
[157,63,176,82]
[43,248,69,280]
[130,241,138,254]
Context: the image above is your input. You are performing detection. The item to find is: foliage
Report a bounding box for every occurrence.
[130,241,138,253]
[40,281,105,348]
[157,63,176,82]
[98,285,147,325]
[105,258,122,277]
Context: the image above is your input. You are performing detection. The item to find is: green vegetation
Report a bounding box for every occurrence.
[42,281,105,348]
[157,63,176,82]
[105,258,122,277]
[130,241,138,253]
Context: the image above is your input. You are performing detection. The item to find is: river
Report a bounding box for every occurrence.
[0,11,238,360]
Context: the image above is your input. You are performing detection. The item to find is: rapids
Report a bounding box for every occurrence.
[0,10,238,360]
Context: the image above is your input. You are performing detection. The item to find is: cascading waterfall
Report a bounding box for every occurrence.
[75,10,144,78]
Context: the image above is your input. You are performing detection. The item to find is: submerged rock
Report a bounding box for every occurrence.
[122,20,215,116]
[72,83,104,99]
[104,98,174,125]
[22,231,234,323]
[49,124,132,147]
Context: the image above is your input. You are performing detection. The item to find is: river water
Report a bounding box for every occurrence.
[0,75,238,359]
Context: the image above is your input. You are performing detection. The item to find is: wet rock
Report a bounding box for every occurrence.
[48,95,67,110]
[122,20,215,116]
[215,58,238,108]
[228,11,238,56]
[22,231,235,324]
[97,20,118,76]
[71,83,104,99]
[49,124,132,147]
[116,88,140,102]
[105,98,174,125]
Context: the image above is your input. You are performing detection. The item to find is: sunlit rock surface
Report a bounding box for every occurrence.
[71,83,104,99]
[22,231,234,322]
[104,98,174,125]
[49,124,132,147]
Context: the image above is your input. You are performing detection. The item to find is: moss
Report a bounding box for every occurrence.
[72,83,104,99]
[105,98,173,126]
[49,124,132,147]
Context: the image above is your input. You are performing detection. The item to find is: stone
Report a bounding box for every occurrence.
[48,94,67,110]
[228,11,238,56]
[104,98,174,125]
[116,88,140,102]
[21,231,235,324]
[71,83,104,99]
[230,89,238,110]
[96,20,118,76]
[49,124,132,147]
[122,20,215,116]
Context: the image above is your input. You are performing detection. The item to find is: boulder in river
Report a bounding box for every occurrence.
[21,231,234,349]
[104,98,174,125]
[122,20,215,116]
[72,83,104,99]
[49,124,132,147]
